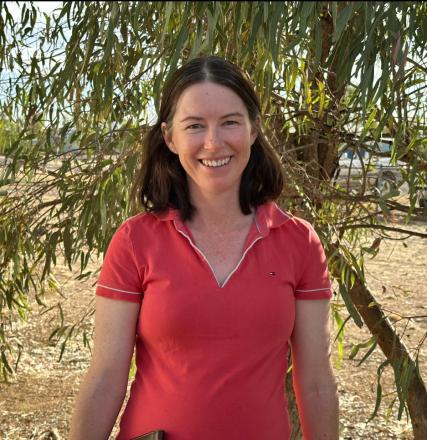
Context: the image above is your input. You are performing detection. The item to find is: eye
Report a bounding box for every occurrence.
[223,120,238,126]
[186,123,203,130]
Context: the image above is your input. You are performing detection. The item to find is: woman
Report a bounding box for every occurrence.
[70,56,339,440]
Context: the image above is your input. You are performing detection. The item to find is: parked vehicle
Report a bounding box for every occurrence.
[418,187,427,208]
[333,139,407,195]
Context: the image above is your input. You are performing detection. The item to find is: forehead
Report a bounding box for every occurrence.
[173,82,249,119]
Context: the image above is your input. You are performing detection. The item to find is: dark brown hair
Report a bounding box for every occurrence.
[133,56,283,220]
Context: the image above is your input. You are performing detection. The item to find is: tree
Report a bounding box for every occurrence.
[1,1,426,437]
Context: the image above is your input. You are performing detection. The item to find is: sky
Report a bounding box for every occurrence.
[6,1,62,19]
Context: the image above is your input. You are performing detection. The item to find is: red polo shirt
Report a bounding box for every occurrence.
[96,202,332,440]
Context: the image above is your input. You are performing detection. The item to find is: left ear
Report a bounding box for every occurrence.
[161,122,177,154]
[250,115,261,145]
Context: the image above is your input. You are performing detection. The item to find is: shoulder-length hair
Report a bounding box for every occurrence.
[133,56,283,220]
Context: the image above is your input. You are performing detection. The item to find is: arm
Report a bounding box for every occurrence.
[290,299,339,440]
[69,296,141,440]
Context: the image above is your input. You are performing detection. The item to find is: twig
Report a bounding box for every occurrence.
[341,224,427,239]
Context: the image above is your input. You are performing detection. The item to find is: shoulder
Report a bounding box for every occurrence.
[285,216,320,249]
[113,209,177,247]
[263,202,317,243]
[284,214,315,235]
[117,209,171,232]
[119,211,158,229]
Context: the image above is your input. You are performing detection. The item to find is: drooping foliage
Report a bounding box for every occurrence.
[0,1,426,436]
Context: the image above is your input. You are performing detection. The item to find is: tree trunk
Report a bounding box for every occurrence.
[328,245,427,439]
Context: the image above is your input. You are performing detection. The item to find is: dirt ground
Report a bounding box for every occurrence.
[0,216,426,439]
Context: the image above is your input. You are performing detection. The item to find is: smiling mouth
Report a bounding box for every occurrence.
[199,156,232,168]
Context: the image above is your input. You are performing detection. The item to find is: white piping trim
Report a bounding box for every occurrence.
[295,287,332,292]
[97,283,142,295]
[274,203,292,219]
[254,216,261,233]
[221,236,264,288]
[174,221,222,287]
[174,220,264,289]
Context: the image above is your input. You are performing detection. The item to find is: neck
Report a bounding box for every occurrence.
[188,187,252,231]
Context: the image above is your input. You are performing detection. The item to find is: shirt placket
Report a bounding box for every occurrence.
[172,216,267,289]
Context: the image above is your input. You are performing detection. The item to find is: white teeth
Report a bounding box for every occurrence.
[200,157,231,168]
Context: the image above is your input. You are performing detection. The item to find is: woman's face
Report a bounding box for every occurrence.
[162,81,258,200]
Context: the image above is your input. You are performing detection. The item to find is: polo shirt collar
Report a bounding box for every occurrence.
[153,208,188,235]
[254,202,291,237]
[153,208,180,222]
[154,202,291,236]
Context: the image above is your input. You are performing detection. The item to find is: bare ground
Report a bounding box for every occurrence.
[0,219,426,440]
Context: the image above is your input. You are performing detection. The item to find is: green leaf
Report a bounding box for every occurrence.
[368,359,390,422]
[331,2,337,30]
[313,19,322,69]
[339,282,364,328]
[206,4,220,52]
[63,226,73,270]
[104,74,113,106]
[300,1,315,20]
[333,3,354,43]
[333,309,350,368]
[247,7,263,54]
[349,344,360,360]
[42,247,52,281]
[268,2,283,66]
[100,191,107,234]
[297,1,315,37]
[369,381,383,422]
[1,351,13,375]
[102,2,120,64]
[189,25,205,59]
[161,1,174,47]
[357,337,378,366]
[168,22,189,74]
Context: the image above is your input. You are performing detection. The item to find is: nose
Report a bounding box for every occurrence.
[204,126,222,150]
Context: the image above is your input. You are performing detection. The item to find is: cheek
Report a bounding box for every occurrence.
[226,129,252,147]
[175,133,203,152]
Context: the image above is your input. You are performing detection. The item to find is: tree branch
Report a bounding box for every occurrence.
[340,223,427,238]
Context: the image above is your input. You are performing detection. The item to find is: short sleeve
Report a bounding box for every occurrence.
[96,222,143,304]
[295,224,332,300]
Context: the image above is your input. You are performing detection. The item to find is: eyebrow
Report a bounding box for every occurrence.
[179,112,245,123]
